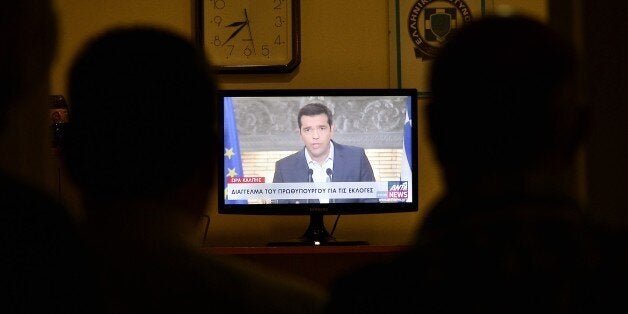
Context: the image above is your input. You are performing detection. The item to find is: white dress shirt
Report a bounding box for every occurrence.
[304,142,334,203]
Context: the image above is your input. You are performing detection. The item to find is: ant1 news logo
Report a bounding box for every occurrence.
[388,181,408,199]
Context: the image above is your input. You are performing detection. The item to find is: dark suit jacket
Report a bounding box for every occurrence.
[272,141,377,203]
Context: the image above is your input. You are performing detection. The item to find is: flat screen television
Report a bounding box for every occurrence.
[218,89,419,246]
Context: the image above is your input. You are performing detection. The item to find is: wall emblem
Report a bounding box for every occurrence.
[407,0,473,60]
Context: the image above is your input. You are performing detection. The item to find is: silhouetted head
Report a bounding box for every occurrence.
[428,15,582,180]
[0,0,57,128]
[65,27,217,202]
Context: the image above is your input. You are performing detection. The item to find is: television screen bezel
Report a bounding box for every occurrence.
[217,88,419,215]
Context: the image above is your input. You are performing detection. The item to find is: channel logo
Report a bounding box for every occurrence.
[388,181,408,199]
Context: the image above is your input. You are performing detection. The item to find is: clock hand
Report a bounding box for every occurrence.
[222,20,248,46]
[243,9,256,54]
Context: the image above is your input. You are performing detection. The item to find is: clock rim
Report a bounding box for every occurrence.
[194,0,301,74]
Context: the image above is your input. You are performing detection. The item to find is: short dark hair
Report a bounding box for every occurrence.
[428,15,579,173]
[64,27,217,200]
[298,103,333,129]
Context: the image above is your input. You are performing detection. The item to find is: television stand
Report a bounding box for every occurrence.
[267,212,369,247]
[268,239,369,247]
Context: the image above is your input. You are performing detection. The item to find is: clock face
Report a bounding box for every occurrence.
[199,0,300,73]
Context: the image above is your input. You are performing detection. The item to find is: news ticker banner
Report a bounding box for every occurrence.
[226,177,409,201]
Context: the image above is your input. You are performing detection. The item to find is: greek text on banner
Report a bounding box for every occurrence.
[226,182,389,200]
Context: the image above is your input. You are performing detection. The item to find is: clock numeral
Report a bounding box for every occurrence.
[226,44,235,58]
[212,35,222,46]
[274,35,284,45]
[210,15,222,27]
[273,0,284,10]
[243,45,255,57]
[274,16,284,27]
[261,44,270,58]
[210,0,225,9]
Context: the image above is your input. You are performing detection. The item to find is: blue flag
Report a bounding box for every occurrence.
[400,96,413,202]
[224,97,246,204]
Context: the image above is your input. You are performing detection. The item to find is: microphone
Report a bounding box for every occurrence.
[326,168,334,203]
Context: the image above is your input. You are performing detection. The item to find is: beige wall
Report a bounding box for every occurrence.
[51,0,548,246]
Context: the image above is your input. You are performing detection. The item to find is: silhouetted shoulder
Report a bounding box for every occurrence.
[90,241,327,314]
[1,174,96,313]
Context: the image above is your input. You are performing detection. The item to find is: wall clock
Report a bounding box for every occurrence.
[195,0,301,74]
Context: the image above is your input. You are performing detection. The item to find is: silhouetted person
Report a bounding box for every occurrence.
[63,27,326,313]
[327,15,627,313]
[1,1,97,312]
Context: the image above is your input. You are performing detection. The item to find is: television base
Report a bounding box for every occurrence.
[267,239,369,247]
[267,212,368,246]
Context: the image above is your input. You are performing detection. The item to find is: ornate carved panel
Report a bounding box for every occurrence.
[232,96,408,151]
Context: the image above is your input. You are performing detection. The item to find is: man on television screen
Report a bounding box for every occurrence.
[273,103,377,203]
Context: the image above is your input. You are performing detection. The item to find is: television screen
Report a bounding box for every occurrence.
[218,89,419,244]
